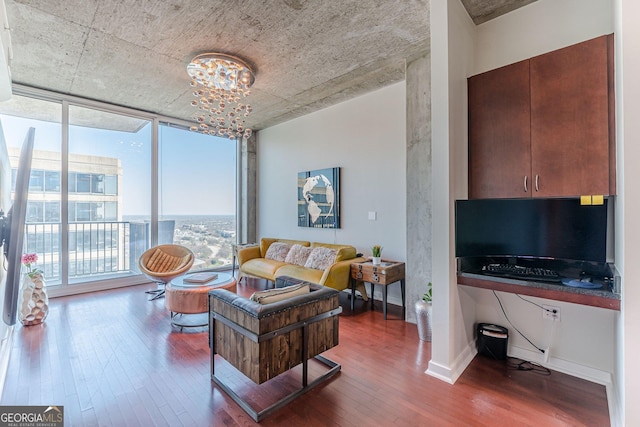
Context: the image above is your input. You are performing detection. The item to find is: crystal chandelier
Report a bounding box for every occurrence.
[187,53,255,140]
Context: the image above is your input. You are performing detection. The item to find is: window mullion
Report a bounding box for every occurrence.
[61,100,69,286]
[151,117,159,247]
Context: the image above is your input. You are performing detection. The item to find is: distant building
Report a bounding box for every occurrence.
[9,147,122,223]
[9,147,124,281]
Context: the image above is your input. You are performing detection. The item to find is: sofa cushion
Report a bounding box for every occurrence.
[311,242,357,262]
[145,248,191,273]
[304,247,337,270]
[264,242,291,262]
[275,264,324,284]
[285,244,313,266]
[250,283,311,304]
[241,258,287,281]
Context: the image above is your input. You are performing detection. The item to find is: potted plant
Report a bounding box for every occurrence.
[371,245,382,265]
[415,282,432,341]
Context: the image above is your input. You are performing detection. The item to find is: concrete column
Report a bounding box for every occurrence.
[406,51,432,323]
[238,133,257,244]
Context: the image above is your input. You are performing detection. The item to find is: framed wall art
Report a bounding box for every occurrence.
[297,167,340,228]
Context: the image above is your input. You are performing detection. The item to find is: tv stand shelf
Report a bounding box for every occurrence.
[457,272,620,310]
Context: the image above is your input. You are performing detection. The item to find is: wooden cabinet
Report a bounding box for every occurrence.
[469,60,531,198]
[468,35,616,199]
[530,35,615,197]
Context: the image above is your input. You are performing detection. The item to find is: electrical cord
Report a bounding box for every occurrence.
[493,290,545,354]
[507,357,551,375]
[516,294,558,315]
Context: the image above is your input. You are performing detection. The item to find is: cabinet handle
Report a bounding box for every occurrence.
[535,174,539,192]
[524,176,528,193]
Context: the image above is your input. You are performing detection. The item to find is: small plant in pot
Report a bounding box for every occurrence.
[415,282,432,342]
[371,245,382,265]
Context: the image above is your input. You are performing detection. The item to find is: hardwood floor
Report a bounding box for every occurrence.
[1,278,609,426]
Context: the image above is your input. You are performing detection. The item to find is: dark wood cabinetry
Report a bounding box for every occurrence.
[468,35,616,199]
[469,60,531,198]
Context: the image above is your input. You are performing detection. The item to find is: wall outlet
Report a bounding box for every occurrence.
[542,305,560,322]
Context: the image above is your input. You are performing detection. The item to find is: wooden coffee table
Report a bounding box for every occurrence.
[166,272,237,329]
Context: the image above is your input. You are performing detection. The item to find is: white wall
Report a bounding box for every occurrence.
[428,0,477,384]
[618,0,640,424]
[447,0,478,374]
[256,83,407,303]
[470,288,614,378]
[480,1,640,423]
[612,3,625,423]
[474,0,614,74]
[429,0,619,391]
[466,0,617,381]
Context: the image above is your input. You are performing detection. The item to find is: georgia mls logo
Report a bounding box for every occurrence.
[0,405,64,427]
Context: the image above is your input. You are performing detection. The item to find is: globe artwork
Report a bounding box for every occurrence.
[298,167,340,228]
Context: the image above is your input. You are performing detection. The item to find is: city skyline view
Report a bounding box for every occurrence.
[0,96,240,288]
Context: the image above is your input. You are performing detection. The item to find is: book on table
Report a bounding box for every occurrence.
[184,272,218,284]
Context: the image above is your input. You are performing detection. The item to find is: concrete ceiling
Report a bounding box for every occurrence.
[461,0,538,25]
[4,0,535,133]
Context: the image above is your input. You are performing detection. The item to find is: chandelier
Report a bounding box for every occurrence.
[187,52,255,140]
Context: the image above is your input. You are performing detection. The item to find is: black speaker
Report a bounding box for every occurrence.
[476,323,508,360]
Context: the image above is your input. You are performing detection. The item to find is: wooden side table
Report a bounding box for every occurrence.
[350,259,406,319]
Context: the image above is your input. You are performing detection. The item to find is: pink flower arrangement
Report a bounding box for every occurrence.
[21,253,43,278]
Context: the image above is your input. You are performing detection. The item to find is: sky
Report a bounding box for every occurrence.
[0,107,237,216]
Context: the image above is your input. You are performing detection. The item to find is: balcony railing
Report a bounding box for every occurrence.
[23,221,134,283]
[22,218,233,286]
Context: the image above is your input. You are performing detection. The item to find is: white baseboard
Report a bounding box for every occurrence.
[509,345,612,385]
[426,359,455,384]
[426,340,477,384]
[425,341,621,426]
[509,345,620,427]
[48,276,149,298]
[606,381,623,427]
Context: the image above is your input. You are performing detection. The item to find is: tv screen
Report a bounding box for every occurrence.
[2,127,34,326]
[455,198,608,263]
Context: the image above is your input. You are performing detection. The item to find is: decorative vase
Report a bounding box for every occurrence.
[415,299,432,342]
[372,256,381,265]
[18,273,49,326]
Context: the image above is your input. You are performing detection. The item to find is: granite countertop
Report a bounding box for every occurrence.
[458,271,620,301]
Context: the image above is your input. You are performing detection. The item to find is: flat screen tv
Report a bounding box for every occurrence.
[1,127,34,326]
[455,198,608,264]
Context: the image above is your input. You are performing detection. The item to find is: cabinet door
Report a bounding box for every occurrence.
[530,35,611,197]
[468,60,531,199]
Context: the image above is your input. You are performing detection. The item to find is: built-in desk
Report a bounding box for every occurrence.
[457,272,620,310]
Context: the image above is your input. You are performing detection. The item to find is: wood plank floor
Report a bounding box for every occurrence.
[1,277,609,426]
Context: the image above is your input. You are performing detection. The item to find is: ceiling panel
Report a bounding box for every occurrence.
[5,0,534,132]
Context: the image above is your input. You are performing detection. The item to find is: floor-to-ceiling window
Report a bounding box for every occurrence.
[158,124,237,271]
[0,87,238,294]
[68,105,152,284]
[0,95,62,285]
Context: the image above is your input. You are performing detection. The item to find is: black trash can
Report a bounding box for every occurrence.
[476,323,509,360]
